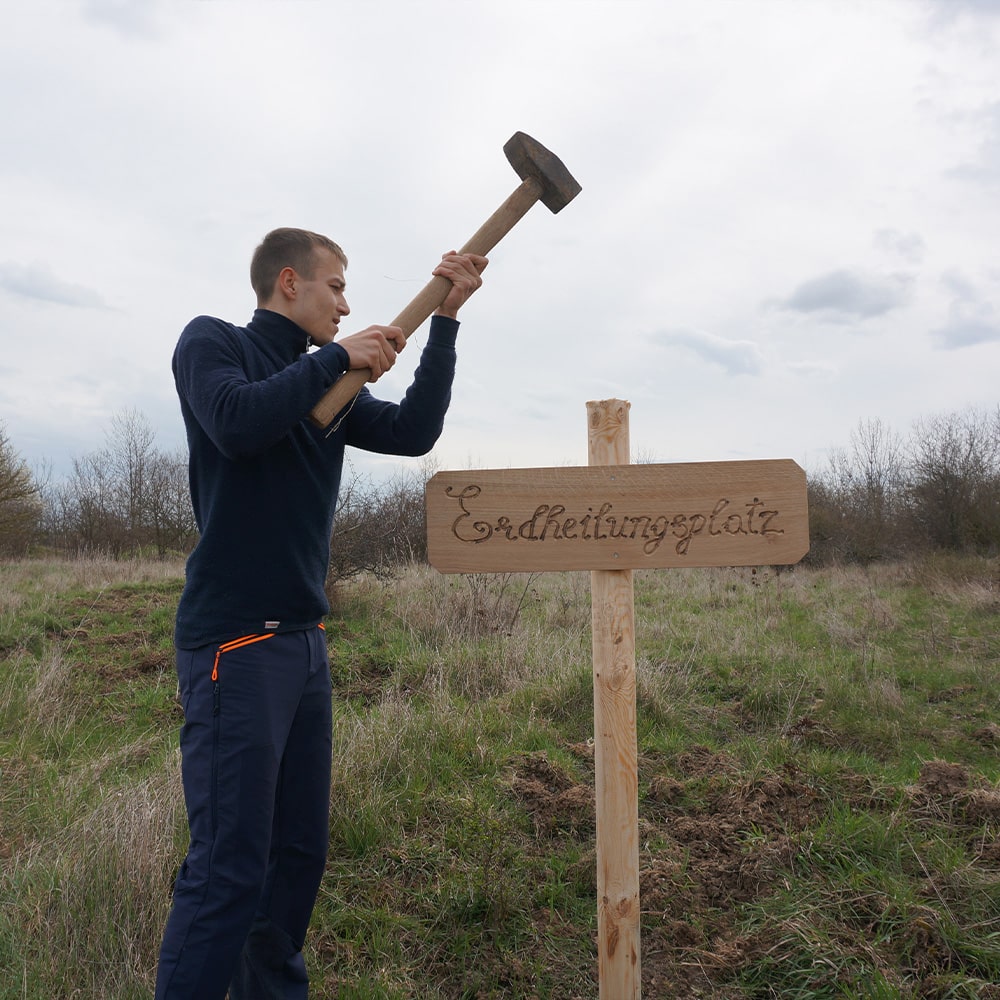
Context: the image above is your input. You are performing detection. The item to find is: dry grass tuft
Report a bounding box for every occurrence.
[0,555,184,598]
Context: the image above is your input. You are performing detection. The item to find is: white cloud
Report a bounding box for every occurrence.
[651,329,764,376]
[0,262,107,309]
[873,228,926,264]
[931,271,1000,348]
[947,101,1000,187]
[778,270,914,323]
[924,0,1000,27]
[81,0,161,39]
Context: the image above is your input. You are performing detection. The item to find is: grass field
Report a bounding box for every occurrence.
[1,554,999,998]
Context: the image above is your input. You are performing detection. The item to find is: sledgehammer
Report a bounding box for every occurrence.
[308,132,581,429]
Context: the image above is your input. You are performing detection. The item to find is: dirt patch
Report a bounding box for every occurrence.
[673,744,740,779]
[634,763,830,995]
[784,713,842,749]
[651,770,816,911]
[510,752,595,837]
[509,747,834,996]
[906,760,1000,862]
[959,787,1000,824]
[928,685,977,703]
[648,774,685,806]
[971,723,1000,746]
[912,759,970,801]
[331,653,394,704]
[51,588,178,687]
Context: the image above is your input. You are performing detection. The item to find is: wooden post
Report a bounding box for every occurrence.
[424,405,810,996]
[587,399,641,998]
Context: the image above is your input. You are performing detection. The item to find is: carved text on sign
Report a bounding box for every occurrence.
[424,461,810,572]
[444,485,784,557]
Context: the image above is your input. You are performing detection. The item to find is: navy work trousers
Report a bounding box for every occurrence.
[155,625,332,999]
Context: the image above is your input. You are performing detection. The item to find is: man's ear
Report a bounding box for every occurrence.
[276,266,298,300]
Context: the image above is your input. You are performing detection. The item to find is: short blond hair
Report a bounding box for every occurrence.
[250,228,348,302]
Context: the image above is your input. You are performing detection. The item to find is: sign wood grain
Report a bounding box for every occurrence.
[426,459,809,573]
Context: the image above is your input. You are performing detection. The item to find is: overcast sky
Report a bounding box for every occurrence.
[2,0,998,484]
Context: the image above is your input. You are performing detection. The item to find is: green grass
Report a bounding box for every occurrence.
[1,554,999,997]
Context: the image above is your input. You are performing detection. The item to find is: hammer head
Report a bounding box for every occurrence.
[503,132,582,213]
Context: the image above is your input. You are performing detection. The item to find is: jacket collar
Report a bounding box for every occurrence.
[246,309,310,361]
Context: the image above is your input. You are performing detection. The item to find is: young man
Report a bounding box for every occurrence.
[156,228,487,999]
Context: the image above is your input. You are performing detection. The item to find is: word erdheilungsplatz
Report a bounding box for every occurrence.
[443,485,785,558]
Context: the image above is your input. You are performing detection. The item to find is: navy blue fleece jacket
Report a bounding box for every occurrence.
[172,308,458,648]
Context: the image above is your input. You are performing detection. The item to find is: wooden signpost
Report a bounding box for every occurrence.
[425,400,810,998]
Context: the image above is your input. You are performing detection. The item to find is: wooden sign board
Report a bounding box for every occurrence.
[426,459,809,573]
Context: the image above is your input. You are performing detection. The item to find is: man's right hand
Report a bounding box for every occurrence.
[336,325,406,381]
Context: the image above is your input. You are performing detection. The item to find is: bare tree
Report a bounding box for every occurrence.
[815,417,907,562]
[65,448,122,552]
[0,423,40,554]
[107,408,158,543]
[53,409,198,555]
[146,447,198,555]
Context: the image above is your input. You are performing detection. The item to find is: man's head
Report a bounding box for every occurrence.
[251,228,347,302]
[252,228,351,345]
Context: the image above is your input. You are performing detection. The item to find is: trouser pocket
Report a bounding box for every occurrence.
[209,634,275,831]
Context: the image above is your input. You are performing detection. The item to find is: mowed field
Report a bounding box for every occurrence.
[1,554,999,998]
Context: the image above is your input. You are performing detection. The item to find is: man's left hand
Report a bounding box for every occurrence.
[433,252,489,319]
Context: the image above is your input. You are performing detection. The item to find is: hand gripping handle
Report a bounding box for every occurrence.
[308,176,543,429]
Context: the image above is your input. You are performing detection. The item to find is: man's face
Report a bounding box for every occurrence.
[287,248,350,345]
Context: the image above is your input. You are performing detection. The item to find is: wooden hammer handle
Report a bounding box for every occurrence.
[308,176,543,429]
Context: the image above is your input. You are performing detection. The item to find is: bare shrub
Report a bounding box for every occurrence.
[808,406,1000,564]
[327,462,431,587]
[379,564,591,701]
[906,406,1000,553]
